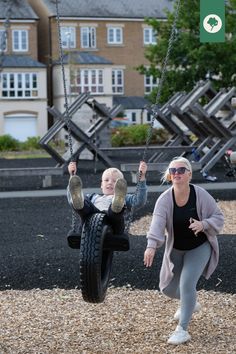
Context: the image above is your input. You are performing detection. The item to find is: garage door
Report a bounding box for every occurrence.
[4,114,37,142]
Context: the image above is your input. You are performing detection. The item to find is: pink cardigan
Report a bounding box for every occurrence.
[147,185,224,292]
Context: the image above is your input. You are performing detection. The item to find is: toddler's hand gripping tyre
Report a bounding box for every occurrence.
[79,213,113,303]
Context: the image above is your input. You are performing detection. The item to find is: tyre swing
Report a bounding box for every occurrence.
[54,0,181,303]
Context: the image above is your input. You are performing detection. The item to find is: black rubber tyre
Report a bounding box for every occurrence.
[79,213,114,303]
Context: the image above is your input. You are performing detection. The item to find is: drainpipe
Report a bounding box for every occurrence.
[48,16,53,128]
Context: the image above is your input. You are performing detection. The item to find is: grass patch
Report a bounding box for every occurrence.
[0,151,51,159]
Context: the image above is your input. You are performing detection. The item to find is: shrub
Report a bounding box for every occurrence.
[111,124,169,147]
[0,134,20,151]
[21,136,41,150]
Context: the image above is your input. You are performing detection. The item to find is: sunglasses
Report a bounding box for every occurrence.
[169,167,190,175]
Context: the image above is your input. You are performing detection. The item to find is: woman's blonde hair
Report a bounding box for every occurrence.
[102,167,124,181]
[161,156,192,184]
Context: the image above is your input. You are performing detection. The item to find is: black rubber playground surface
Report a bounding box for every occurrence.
[0,157,235,294]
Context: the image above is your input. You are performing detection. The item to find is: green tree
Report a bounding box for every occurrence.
[138,0,236,103]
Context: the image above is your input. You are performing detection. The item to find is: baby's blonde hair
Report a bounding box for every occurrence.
[161,156,192,184]
[102,167,124,181]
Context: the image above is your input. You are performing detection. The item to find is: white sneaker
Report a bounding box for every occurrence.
[167,325,191,345]
[111,178,127,213]
[69,175,84,210]
[174,302,201,321]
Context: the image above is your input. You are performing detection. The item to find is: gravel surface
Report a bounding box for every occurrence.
[0,288,235,354]
[0,157,235,353]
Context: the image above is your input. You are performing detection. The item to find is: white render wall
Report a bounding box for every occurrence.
[0,69,48,138]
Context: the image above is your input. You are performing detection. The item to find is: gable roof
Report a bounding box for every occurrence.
[0,0,38,20]
[41,0,173,19]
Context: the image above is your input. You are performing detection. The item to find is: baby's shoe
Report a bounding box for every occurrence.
[111,178,127,213]
[69,175,84,210]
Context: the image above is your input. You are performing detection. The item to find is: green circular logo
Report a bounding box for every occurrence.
[203,14,222,33]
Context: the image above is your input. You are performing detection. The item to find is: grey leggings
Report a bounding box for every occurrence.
[162,241,211,330]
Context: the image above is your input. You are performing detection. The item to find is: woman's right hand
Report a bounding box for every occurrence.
[68,161,77,176]
[144,247,156,267]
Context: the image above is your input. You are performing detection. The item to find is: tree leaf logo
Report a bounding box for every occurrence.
[203,14,222,33]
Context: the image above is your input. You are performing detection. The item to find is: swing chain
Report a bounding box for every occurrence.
[125,0,181,233]
[55,0,74,159]
[55,0,77,231]
[143,0,181,164]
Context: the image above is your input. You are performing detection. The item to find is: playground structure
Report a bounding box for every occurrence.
[0,93,122,187]
[121,80,236,180]
[1,80,236,186]
[37,79,236,183]
[39,92,122,169]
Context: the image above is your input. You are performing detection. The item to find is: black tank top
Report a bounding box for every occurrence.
[173,184,207,250]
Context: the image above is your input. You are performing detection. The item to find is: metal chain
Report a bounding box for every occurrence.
[125,0,181,232]
[55,0,77,230]
[55,0,74,158]
[143,0,181,163]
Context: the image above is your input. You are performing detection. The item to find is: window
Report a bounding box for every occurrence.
[107,27,123,44]
[143,28,157,45]
[144,74,158,94]
[1,72,38,98]
[71,69,104,94]
[131,112,136,124]
[80,27,96,48]
[0,29,7,52]
[12,30,28,51]
[61,27,76,48]
[112,69,124,94]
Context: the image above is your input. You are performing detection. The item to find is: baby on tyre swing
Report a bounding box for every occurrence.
[67,160,148,247]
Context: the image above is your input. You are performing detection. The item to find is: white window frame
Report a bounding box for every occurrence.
[80,27,96,49]
[0,29,7,52]
[61,26,76,49]
[144,74,158,94]
[107,27,123,45]
[1,72,38,98]
[112,69,124,94]
[71,69,104,94]
[143,27,157,45]
[12,30,28,51]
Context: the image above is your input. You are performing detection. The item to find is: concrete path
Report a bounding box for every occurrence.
[1,181,236,199]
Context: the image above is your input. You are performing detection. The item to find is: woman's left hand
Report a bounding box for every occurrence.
[189,218,204,235]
